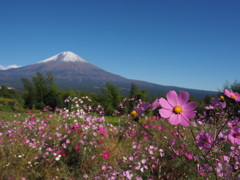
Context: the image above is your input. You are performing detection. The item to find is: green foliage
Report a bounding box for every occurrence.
[129,83,147,101]
[0,98,23,112]
[101,82,121,115]
[0,85,18,99]
[21,77,36,109]
[21,71,63,110]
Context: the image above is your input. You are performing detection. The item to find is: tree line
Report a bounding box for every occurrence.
[1,71,239,115]
[1,71,150,115]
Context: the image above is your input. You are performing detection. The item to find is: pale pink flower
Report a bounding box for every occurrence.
[159,91,197,126]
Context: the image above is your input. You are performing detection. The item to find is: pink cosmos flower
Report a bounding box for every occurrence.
[28,110,33,114]
[228,127,240,145]
[223,89,240,101]
[159,91,197,126]
[98,128,107,137]
[196,132,213,150]
[103,152,110,159]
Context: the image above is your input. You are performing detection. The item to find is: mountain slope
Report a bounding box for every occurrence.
[0,51,218,99]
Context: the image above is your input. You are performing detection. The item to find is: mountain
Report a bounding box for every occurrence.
[0,51,218,100]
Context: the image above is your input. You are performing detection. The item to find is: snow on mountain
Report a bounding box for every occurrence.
[0,65,21,70]
[38,51,88,63]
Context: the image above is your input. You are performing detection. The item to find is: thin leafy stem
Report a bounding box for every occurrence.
[189,128,218,180]
[205,111,230,157]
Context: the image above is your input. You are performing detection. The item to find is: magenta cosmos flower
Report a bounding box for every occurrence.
[196,132,213,150]
[223,89,240,102]
[228,127,240,145]
[159,91,197,126]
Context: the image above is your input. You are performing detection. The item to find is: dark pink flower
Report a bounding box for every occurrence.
[98,128,107,137]
[28,110,33,114]
[103,152,110,159]
[223,89,240,101]
[159,91,197,126]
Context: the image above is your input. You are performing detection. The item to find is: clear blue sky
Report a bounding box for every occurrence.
[0,0,239,91]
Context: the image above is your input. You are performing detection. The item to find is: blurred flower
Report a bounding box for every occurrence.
[77,130,82,133]
[131,110,138,117]
[103,152,110,159]
[133,102,152,116]
[228,127,240,145]
[223,89,240,101]
[196,132,213,150]
[28,110,33,114]
[151,98,161,110]
[210,98,226,109]
[98,127,107,137]
[55,155,61,161]
[228,119,240,128]
[83,174,89,179]
[159,91,197,126]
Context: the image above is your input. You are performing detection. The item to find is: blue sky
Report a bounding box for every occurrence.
[0,0,239,91]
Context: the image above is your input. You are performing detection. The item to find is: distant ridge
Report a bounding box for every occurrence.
[0,51,218,100]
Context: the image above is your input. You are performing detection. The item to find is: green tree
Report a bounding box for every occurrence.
[32,72,48,109]
[0,85,17,99]
[21,71,63,110]
[128,83,148,110]
[129,83,140,99]
[223,80,240,93]
[230,80,240,93]
[129,83,147,101]
[21,78,36,109]
[101,82,121,115]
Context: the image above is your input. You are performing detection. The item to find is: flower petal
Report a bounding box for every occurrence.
[159,109,173,118]
[159,98,172,109]
[183,102,197,111]
[168,114,180,125]
[166,91,178,106]
[223,89,231,96]
[182,111,196,119]
[178,91,189,106]
[152,98,160,110]
[179,114,190,126]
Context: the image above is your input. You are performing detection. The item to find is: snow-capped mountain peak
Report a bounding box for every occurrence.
[38,51,88,63]
[0,65,21,70]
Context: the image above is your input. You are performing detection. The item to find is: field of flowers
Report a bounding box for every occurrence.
[0,89,239,180]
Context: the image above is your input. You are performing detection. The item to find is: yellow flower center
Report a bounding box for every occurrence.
[131,110,138,117]
[173,106,182,114]
[230,94,236,99]
[220,96,224,100]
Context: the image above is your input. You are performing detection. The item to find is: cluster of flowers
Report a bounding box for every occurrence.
[0,90,239,179]
[130,89,240,179]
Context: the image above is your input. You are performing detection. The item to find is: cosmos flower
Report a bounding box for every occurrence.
[223,89,240,102]
[159,91,197,126]
[103,152,110,159]
[210,98,226,109]
[196,132,213,150]
[133,102,152,116]
[228,127,240,145]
